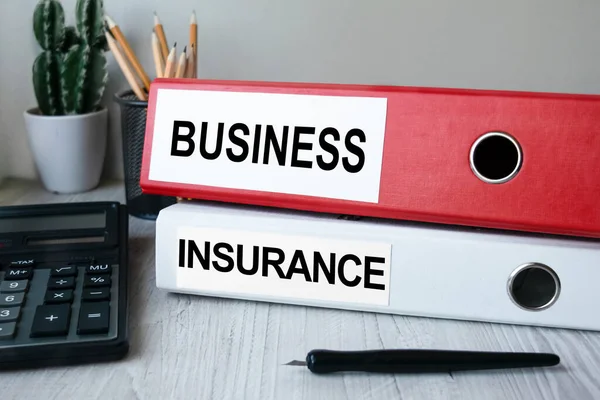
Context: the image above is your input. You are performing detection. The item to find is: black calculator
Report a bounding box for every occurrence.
[0,201,129,369]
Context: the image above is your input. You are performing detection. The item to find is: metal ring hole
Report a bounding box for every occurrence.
[508,263,560,311]
[470,132,522,183]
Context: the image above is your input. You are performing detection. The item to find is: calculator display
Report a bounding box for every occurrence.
[26,236,105,246]
[0,212,105,233]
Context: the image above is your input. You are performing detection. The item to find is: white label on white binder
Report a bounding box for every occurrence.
[175,226,392,306]
[148,88,388,203]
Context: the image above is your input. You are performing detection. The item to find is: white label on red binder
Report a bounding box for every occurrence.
[175,226,392,306]
[148,88,388,203]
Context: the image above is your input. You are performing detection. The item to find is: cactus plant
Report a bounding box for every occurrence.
[32,0,108,116]
[32,0,68,116]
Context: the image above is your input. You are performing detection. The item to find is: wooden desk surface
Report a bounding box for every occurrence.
[0,178,599,400]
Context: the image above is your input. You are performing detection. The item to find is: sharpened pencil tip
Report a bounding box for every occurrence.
[183,46,187,52]
[104,14,116,28]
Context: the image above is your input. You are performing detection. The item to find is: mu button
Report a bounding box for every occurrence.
[86,264,112,274]
[77,302,110,334]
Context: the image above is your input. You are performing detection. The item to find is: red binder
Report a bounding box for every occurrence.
[140,78,600,238]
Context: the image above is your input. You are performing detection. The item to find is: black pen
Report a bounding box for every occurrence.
[284,349,560,374]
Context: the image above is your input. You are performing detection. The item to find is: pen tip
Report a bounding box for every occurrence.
[284,360,307,366]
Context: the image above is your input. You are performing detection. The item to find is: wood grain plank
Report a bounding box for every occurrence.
[0,178,599,399]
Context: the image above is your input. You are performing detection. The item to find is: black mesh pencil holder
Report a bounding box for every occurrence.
[114,90,177,220]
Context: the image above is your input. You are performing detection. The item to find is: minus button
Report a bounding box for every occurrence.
[82,288,110,302]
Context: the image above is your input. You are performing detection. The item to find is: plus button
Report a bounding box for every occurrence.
[31,304,71,337]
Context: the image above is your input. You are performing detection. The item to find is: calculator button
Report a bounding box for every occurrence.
[4,267,33,280]
[30,304,71,337]
[77,301,110,334]
[50,266,78,277]
[82,288,110,301]
[0,322,16,340]
[9,259,34,267]
[84,274,111,287]
[44,289,74,304]
[0,307,20,322]
[0,292,25,306]
[0,280,28,293]
[48,277,75,289]
[86,264,112,274]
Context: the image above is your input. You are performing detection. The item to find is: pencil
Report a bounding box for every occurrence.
[105,14,151,92]
[184,44,195,78]
[192,44,198,78]
[163,44,177,78]
[152,31,164,78]
[154,12,169,60]
[105,32,147,101]
[190,11,197,78]
[175,46,187,78]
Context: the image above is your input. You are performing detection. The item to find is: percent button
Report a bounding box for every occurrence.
[84,274,111,288]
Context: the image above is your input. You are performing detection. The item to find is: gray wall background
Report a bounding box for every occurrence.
[1,0,599,182]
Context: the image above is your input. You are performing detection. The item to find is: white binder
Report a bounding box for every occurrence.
[155,201,600,331]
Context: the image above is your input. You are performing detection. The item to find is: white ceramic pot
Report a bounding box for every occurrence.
[23,107,108,194]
